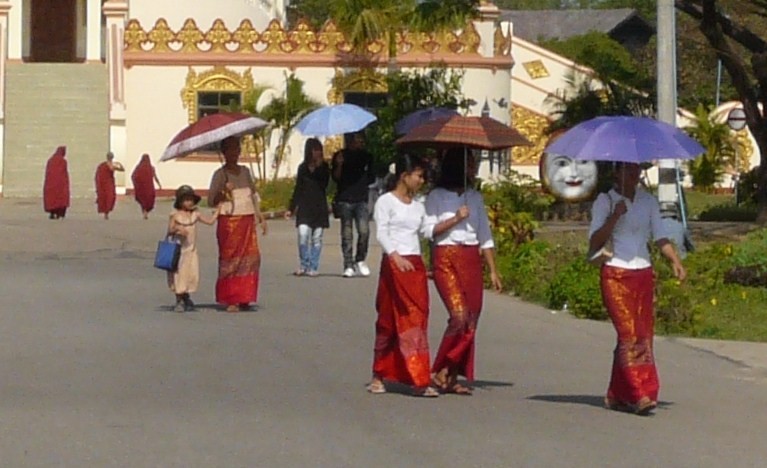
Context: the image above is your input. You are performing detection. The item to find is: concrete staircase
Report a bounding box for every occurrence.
[4,63,109,198]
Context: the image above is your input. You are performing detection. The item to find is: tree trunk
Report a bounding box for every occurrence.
[682,0,767,223]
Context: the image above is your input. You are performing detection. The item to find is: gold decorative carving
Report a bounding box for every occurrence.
[124,18,487,58]
[181,66,255,124]
[124,20,148,52]
[494,24,511,57]
[327,68,388,105]
[205,19,233,52]
[146,18,174,53]
[523,60,550,80]
[733,129,754,170]
[259,20,290,53]
[176,19,204,53]
[319,22,351,55]
[288,20,321,54]
[510,106,551,165]
[232,20,259,53]
[179,66,262,161]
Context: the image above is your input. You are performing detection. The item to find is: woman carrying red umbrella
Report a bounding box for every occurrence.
[43,146,70,219]
[131,154,162,219]
[208,136,268,312]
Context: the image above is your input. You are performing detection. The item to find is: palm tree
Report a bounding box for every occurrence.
[684,104,736,193]
[329,0,479,66]
[258,73,319,180]
[235,84,273,183]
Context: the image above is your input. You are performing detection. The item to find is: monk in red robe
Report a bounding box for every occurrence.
[131,154,162,219]
[95,152,124,220]
[43,146,70,219]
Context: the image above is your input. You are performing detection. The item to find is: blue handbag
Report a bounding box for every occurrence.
[154,236,181,272]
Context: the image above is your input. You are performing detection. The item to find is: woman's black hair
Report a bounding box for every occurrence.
[436,146,472,190]
[385,153,427,192]
[303,138,323,165]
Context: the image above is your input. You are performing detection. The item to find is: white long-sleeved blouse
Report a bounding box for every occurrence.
[424,188,495,250]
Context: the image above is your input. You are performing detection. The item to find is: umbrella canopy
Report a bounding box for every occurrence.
[296,103,377,137]
[394,107,460,135]
[544,116,705,163]
[160,112,268,161]
[395,115,531,150]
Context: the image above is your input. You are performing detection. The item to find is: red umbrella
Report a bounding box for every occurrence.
[160,112,268,161]
[395,115,531,150]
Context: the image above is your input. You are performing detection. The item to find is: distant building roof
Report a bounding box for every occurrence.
[500,8,654,48]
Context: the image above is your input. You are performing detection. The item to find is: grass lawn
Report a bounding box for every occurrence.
[683,189,734,219]
[534,220,767,343]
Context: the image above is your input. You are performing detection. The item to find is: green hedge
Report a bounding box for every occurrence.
[258,178,296,213]
[491,227,767,341]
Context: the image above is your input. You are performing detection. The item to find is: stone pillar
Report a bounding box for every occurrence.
[86,0,102,61]
[103,0,128,193]
[0,1,11,192]
[657,0,679,211]
[474,1,500,58]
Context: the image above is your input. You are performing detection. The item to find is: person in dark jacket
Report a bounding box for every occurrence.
[332,132,375,278]
[286,138,330,277]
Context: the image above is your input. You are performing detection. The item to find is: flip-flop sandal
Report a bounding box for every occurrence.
[366,380,386,394]
[412,386,439,398]
[446,383,473,396]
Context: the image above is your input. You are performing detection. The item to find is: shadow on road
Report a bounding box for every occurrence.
[528,394,674,410]
[472,380,515,390]
[155,304,262,313]
[527,394,609,409]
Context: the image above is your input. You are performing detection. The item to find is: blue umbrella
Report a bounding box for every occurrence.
[296,103,377,137]
[544,116,705,162]
[394,107,460,135]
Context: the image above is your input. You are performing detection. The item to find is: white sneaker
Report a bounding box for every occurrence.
[356,261,371,277]
[343,267,356,278]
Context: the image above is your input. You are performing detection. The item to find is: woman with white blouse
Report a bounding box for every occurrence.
[589,162,685,415]
[426,148,502,395]
[368,154,455,398]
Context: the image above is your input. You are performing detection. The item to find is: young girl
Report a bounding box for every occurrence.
[168,185,218,312]
[368,154,456,398]
[285,138,330,277]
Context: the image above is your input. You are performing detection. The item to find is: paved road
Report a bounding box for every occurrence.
[2,198,767,467]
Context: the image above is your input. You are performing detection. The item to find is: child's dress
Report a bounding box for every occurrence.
[168,209,200,294]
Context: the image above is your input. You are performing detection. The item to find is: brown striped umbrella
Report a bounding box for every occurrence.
[395,115,531,150]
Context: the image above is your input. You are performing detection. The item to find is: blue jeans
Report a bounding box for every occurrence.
[297,225,324,272]
[337,201,370,269]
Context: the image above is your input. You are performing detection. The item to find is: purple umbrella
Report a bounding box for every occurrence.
[544,116,705,162]
[395,107,460,135]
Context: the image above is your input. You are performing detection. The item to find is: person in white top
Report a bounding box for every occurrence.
[368,154,457,398]
[425,148,502,396]
[588,162,686,416]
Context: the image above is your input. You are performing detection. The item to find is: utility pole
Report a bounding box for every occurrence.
[657,0,679,213]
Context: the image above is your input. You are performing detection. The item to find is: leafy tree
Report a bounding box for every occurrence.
[328,0,479,58]
[684,104,736,191]
[365,67,469,174]
[677,0,767,222]
[258,74,319,180]
[542,31,652,90]
[544,32,655,133]
[235,84,273,183]
[287,0,333,28]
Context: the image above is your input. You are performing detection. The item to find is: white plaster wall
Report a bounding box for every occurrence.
[128,0,274,30]
[510,34,600,118]
[125,65,342,191]
[8,0,22,60]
